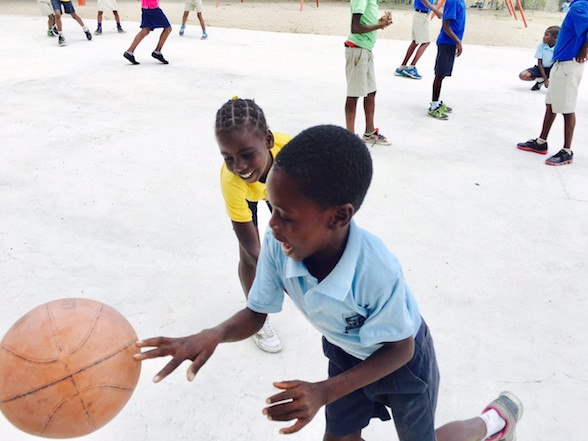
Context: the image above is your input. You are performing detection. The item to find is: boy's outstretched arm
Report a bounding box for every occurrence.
[135,308,267,383]
[263,336,415,434]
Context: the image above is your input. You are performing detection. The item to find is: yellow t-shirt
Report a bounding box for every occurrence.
[220,132,292,223]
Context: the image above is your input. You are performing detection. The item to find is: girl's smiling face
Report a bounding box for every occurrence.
[218,128,274,184]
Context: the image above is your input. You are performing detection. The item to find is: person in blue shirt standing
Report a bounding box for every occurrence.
[135,124,524,441]
[395,0,442,80]
[427,0,466,120]
[517,0,588,166]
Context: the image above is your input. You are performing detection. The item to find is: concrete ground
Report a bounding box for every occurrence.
[0,10,587,441]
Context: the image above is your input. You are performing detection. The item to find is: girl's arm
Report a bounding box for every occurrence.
[232,220,261,296]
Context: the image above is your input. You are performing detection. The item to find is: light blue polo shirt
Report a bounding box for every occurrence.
[535,42,555,68]
[248,220,422,360]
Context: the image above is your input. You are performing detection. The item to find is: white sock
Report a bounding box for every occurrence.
[431,101,440,110]
[564,148,572,154]
[537,137,547,144]
[479,408,506,439]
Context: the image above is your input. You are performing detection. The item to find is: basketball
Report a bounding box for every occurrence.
[0,298,141,438]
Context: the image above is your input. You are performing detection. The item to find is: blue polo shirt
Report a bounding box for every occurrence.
[437,0,466,46]
[248,220,422,360]
[553,0,588,62]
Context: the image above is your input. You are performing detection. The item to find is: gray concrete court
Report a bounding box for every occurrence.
[0,11,587,441]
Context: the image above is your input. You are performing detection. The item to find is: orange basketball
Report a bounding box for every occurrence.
[0,298,141,438]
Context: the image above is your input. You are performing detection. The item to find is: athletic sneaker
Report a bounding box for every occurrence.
[94,27,102,35]
[253,319,283,353]
[47,29,54,37]
[483,391,523,441]
[58,35,66,46]
[201,32,208,40]
[530,81,542,91]
[51,25,59,36]
[151,51,169,64]
[427,106,448,120]
[179,24,185,36]
[440,101,452,113]
[394,67,407,77]
[84,27,92,40]
[117,26,126,33]
[516,138,548,154]
[403,66,422,79]
[545,149,573,166]
[123,51,139,65]
[363,129,391,146]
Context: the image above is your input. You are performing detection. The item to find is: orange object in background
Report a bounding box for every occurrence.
[78,0,86,5]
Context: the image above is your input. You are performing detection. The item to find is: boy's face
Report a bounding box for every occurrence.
[217,128,274,184]
[543,31,557,46]
[266,167,337,263]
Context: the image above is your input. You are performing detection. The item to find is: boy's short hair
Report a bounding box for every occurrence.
[546,25,560,38]
[274,125,372,212]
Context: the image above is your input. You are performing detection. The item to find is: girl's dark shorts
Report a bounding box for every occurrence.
[140,8,171,30]
[434,43,457,77]
[322,320,440,441]
[247,200,272,227]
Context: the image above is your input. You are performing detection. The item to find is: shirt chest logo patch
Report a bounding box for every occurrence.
[343,313,366,333]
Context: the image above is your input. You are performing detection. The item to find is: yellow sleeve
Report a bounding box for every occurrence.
[220,165,254,223]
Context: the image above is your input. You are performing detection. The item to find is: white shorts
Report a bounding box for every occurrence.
[546,60,585,114]
[38,0,54,16]
[97,0,118,11]
[345,46,377,97]
[412,10,431,44]
[184,0,204,12]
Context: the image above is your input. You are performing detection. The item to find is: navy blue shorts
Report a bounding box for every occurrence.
[51,0,75,14]
[434,43,457,78]
[525,65,552,79]
[322,320,440,440]
[140,8,171,30]
[247,200,272,227]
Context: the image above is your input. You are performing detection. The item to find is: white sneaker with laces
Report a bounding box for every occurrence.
[253,319,282,353]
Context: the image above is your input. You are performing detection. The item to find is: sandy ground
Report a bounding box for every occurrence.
[1,2,587,441]
[0,0,567,47]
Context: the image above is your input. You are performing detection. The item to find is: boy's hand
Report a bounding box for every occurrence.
[432,7,442,18]
[135,330,222,383]
[545,78,550,88]
[263,380,328,434]
[455,41,463,56]
[379,11,393,29]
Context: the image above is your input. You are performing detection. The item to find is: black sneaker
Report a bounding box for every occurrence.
[545,149,573,166]
[517,138,548,155]
[123,51,140,65]
[84,27,92,40]
[151,51,169,64]
[51,25,59,36]
[531,82,542,91]
[117,26,126,33]
[58,35,66,46]
[94,27,102,35]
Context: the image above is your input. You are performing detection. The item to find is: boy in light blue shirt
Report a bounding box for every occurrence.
[136,125,523,441]
[519,26,559,90]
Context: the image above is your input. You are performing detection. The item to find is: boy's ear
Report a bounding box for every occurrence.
[266,129,275,149]
[329,204,354,229]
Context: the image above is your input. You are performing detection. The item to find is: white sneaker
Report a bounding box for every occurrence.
[252,319,282,353]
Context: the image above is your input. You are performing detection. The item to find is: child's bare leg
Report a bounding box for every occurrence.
[70,12,86,28]
[410,42,430,66]
[401,41,418,66]
[562,112,576,149]
[48,14,55,29]
[155,26,172,52]
[128,28,151,52]
[97,11,103,25]
[432,75,444,101]
[113,11,121,23]
[435,417,487,441]
[182,11,190,26]
[345,97,359,133]
[54,10,63,31]
[197,12,206,32]
[539,104,557,140]
[363,92,376,135]
[519,70,533,81]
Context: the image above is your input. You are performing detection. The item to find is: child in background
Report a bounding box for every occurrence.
[214,97,290,353]
[519,26,559,90]
[135,124,524,441]
[95,0,126,35]
[123,0,172,65]
[50,0,93,46]
[179,0,208,40]
[38,0,57,36]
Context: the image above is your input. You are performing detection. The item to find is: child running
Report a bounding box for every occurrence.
[427,0,466,120]
[51,0,92,46]
[95,0,126,35]
[519,26,559,91]
[123,0,172,65]
[135,124,524,441]
[179,0,208,40]
[213,97,290,352]
[38,0,57,37]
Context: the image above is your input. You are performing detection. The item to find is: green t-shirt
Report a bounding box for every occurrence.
[347,0,380,51]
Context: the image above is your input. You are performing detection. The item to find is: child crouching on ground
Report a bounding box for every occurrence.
[519,26,559,90]
[136,125,523,441]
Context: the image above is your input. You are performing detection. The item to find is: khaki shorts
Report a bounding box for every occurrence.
[38,0,54,16]
[345,46,377,97]
[546,60,585,114]
[185,0,204,12]
[412,11,431,44]
[97,0,118,11]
